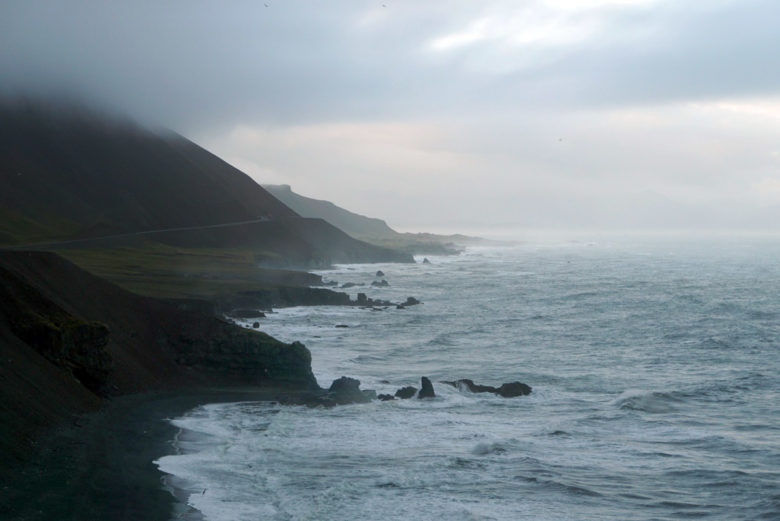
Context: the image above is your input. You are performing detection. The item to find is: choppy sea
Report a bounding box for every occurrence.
[156,234,780,521]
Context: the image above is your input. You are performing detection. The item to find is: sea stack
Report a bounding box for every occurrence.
[418,377,436,399]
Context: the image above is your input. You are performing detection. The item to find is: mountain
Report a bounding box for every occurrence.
[0,100,411,266]
[263,184,397,239]
[0,103,294,243]
[264,184,485,254]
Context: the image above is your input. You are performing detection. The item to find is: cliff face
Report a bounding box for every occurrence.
[0,251,319,470]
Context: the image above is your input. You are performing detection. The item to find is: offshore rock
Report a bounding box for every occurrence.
[371,279,389,287]
[442,379,532,398]
[377,394,395,401]
[422,258,431,264]
[395,386,417,399]
[418,376,436,399]
[497,381,532,397]
[402,297,421,307]
[443,379,497,394]
[327,376,371,405]
[376,270,385,277]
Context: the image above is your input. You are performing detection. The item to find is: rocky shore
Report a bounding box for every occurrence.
[0,251,320,481]
[0,249,531,521]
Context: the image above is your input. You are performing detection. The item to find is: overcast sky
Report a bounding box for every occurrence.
[3,0,780,234]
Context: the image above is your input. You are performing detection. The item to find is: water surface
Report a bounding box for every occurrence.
[157,236,780,520]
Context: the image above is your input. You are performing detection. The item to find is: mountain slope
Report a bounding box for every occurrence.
[263,184,397,239]
[0,103,296,243]
[0,100,411,265]
[264,184,484,254]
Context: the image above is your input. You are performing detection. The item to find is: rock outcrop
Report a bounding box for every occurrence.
[395,386,417,399]
[326,376,371,405]
[418,377,436,399]
[442,379,532,397]
[496,381,532,397]
[0,251,320,471]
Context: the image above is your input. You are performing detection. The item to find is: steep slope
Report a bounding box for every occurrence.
[0,250,318,472]
[0,100,411,265]
[0,102,296,243]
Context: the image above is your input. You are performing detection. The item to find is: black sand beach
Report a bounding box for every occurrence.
[0,388,300,521]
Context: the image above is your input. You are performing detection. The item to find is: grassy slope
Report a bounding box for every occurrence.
[0,102,297,244]
[58,242,321,300]
[0,101,412,268]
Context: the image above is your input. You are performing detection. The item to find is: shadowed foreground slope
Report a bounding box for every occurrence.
[0,250,319,478]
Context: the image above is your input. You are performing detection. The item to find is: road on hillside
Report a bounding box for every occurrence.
[5,217,273,250]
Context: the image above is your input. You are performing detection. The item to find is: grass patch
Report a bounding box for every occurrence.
[58,242,319,299]
[0,208,80,245]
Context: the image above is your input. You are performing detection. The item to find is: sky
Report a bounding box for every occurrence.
[2,0,780,234]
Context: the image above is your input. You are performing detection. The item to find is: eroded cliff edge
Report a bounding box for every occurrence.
[0,250,319,476]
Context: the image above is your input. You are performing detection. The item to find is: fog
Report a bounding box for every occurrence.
[3,0,779,232]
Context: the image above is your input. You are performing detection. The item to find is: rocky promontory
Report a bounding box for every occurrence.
[0,251,319,475]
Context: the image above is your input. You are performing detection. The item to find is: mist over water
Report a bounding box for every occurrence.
[157,236,780,520]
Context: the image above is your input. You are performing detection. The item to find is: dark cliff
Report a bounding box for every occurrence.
[0,251,319,473]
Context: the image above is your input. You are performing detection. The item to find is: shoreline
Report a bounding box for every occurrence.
[0,387,308,521]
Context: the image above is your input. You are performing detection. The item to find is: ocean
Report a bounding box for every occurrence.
[155,235,780,520]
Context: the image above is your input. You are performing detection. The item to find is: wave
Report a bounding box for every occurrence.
[613,373,768,413]
[471,442,508,456]
[514,474,603,497]
[613,389,685,413]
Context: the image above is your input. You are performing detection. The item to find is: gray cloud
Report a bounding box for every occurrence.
[4,0,777,129]
[2,0,779,232]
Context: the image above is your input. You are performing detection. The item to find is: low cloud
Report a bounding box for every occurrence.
[2,0,779,231]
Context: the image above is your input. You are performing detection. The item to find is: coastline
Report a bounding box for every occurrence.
[0,387,307,521]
